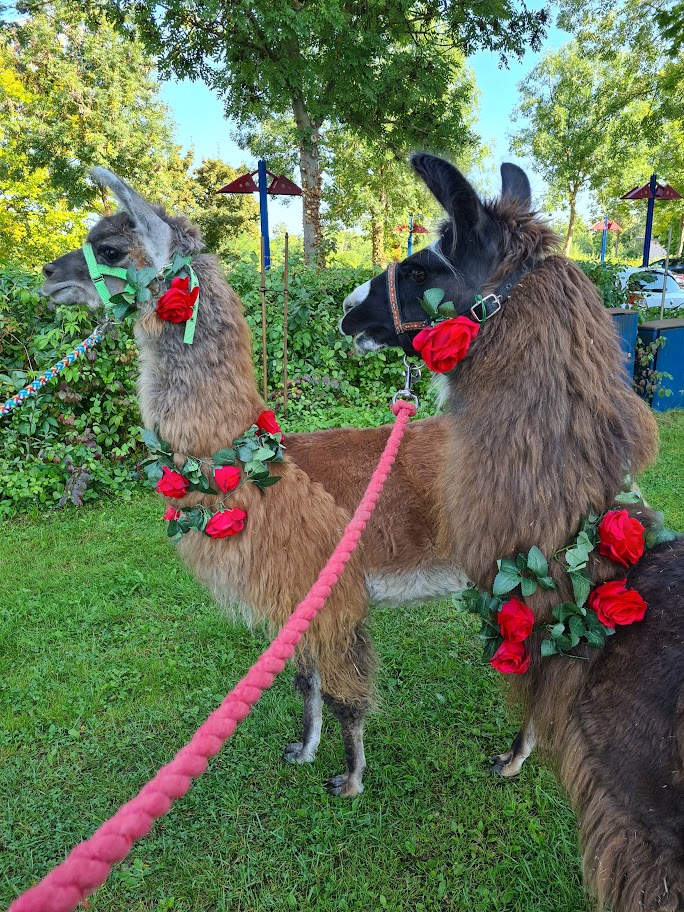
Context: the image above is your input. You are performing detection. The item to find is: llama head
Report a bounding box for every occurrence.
[340,155,546,356]
[41,169,202,313]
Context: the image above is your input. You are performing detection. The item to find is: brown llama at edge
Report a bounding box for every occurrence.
[40,168,469,798]
[341,155,684,911]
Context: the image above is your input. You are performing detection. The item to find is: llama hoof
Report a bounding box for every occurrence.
[283,741,316,764]
[326,773,364,797]
[490,750,523,778]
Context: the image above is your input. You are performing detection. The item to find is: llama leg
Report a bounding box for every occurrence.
[283,668,324,764]
[491,718,536,777]
[324,695,368,797]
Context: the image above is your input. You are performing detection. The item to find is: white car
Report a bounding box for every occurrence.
[618,267,684,311]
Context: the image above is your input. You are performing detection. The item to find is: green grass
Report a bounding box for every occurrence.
[1,410,682,912]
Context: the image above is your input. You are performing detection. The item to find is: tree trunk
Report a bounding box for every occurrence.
[370,208,385,268]
[677,211,684,258]
[292,96,323,268]
[563,189,578,256]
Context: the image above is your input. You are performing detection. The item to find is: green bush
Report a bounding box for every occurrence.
[575,260,631,309]
[0,259,421,520]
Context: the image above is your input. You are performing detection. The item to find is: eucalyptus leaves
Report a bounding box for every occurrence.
[143,411,283,543]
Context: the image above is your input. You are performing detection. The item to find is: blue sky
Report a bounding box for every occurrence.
[160,14,571,235]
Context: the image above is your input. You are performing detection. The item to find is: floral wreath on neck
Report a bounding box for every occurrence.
[82,245,200,344]
[142,410,283,542]
[458,493,678,674]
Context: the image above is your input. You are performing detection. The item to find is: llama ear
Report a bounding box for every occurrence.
[91,167,173,269]
[500,163,531,208]
[411,153,482,230]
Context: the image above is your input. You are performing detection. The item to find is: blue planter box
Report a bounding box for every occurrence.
[637,318,684,410]
[608,308,639,378]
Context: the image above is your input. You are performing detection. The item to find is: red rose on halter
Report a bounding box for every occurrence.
[213,465,241,493]
[163,506,181,521]
[589,579,648,628]
[156,466,189,499]
[256,410,281,436]
[497,597,535,643]
[205,507,247,539]
[597,509,645,568]
[412,316,480,373]
[156,275,198,323]
[490,640,531,674]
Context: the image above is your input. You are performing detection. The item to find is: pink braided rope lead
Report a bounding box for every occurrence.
[9,400,417,912]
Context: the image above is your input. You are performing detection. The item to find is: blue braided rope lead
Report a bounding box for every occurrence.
[0,322,112,419]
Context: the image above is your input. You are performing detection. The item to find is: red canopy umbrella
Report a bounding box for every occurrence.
[589,219,622,232]
[395,223,428,233]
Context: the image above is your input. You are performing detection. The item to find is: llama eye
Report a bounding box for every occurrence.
[98,245,123,264]
[410,266,428,283]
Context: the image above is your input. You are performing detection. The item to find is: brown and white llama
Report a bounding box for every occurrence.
[341,153,684,911]
[40,167,470,798]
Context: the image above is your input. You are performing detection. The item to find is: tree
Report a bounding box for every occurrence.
[510,42,652,254]
[190,159,260,257]
[1,2,192,214]
[48,0,548,266]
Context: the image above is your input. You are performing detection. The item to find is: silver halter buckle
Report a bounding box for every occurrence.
[470,293,502,324]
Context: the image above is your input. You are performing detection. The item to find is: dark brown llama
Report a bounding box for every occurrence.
[40,168,469,798]
[341,154,684,911]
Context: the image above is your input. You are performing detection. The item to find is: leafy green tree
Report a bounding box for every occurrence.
[1,2,191,214]
[511,41,651,254]
[190,159,260,257]
[48,0,547,266]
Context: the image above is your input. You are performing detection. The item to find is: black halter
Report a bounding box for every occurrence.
[386,256,539,341]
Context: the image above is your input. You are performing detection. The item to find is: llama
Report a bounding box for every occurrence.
[40,168,469,798]
[341,154,684,911]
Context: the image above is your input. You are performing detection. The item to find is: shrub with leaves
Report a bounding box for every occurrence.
[575,260,631,309]
[1,258,420,520]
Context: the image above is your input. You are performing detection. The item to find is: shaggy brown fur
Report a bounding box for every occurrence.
[40,169,469,797]
[341,155,683,910]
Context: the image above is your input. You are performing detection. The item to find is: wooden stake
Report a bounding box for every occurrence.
[283,232,289,417]
[260,236,268,404]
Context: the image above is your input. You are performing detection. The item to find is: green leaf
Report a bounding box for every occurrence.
[493,566,521,597]
[526,545,548,577]
[537,575,557,590]
[550,622,566,639]
[166,520,179,537]
[552,602,582,623]
[568,615,587,639]
[142,427,159,450]
[614,490,642,504]
[211,448,236,466]
[237,443,258,462]
[569,569,592,608]
[420,287,445,316]
[516,553,527,570]
[437,300,456,316]
[585,629,605,649]
[645,527,679,547]
[136,266,160,286]
[252,475,280,490]
[521,576,538,597]
[541,638,559,657]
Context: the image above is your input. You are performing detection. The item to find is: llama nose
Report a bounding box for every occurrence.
[342,295,356,314]
[42,262,56,278]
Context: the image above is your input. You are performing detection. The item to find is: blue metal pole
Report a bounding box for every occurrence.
[600,214,608,263]
[258,159,271,271]
[407,215,413,257]
[642,173,657,267]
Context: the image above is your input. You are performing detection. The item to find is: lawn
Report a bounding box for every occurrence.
[1,409,682,912]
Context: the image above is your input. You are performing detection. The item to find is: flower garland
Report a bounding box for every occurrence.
[142,410,283,542]
[458,498,678,674]
[411,287,482,373]
[107,252,200,344]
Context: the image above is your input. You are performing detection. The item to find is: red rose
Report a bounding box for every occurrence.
[589,579,648,628]
[497,597,535,643]
[156,275,199,323]
[214,465,241,493]
[490,640,531,675]
[256,410,281,435]
[156,466,189,499]
[412,316,480,373]
[205,507,247,539]
[163,506,181,521]
[598,510,645,568]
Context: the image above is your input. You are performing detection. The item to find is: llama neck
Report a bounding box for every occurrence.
[135,254,264,456]
[441,256,658,587]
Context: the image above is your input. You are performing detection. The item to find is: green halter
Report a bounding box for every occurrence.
[81,243,199,344]
[81,242,137,307]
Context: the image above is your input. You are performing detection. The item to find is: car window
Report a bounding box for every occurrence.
[628,271,664,290]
